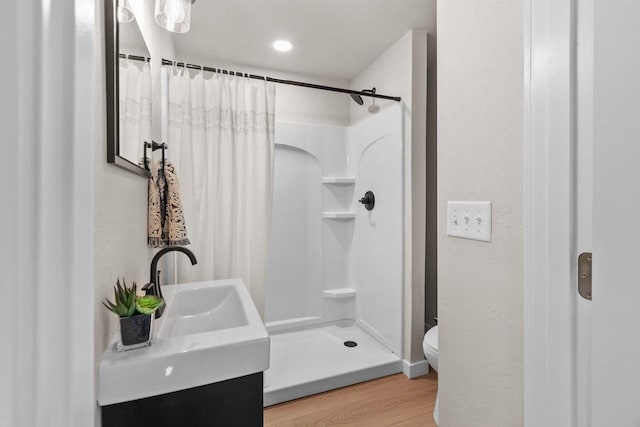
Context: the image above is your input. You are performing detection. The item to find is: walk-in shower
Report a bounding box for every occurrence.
[263,103,404,406]
[161,53,406,406]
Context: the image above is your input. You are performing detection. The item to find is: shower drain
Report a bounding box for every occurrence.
[343,341,358,348]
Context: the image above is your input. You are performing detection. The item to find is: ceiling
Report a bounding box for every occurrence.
[172,0,436,80]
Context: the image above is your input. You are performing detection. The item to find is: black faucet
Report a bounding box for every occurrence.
[145,247,198,318]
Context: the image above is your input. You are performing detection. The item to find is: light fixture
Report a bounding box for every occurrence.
[117,0,135,23]
[272,40,293,53]
[154,0,194,33]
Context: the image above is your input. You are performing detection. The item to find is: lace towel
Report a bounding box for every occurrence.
[148,160,190,248]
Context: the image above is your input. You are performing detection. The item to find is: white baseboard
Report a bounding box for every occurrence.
[402,359,430,379]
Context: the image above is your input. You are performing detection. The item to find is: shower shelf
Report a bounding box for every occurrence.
[322,212,356,219]
[321,177,356,185]
[322,288,356,299]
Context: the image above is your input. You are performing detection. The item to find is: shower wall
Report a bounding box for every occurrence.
[265,104,404,356]
[349,105,404,356]
[265,123,352,330]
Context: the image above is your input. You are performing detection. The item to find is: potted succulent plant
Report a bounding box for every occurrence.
[103,279,165,351]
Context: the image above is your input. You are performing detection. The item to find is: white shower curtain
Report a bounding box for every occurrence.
[168,67,276,316]
[118,58,152,164]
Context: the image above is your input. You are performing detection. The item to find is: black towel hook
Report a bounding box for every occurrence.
[143,140,168,171]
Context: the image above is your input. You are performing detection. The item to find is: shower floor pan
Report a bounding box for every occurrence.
[263,322,402,406]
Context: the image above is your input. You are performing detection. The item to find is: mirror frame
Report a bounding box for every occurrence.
[105,0,151,177]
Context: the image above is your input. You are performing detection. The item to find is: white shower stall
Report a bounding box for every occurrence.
[263,104,405,405]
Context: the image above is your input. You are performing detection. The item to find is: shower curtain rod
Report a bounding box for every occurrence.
[119,53,151,62]
[161,58,402,102]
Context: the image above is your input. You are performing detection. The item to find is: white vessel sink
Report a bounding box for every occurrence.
[98,278,269,406]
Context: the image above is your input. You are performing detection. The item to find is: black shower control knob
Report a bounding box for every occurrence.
[359,191,375,210]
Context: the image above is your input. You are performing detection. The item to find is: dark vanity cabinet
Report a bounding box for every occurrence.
[101,372,263,427]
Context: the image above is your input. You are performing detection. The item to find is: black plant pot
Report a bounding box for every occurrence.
[119,313,153,350]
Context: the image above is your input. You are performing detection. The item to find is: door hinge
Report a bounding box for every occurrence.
[578,252,592,300]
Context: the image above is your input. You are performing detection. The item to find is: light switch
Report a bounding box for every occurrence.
[447,201,492,242]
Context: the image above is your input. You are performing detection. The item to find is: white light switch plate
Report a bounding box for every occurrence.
[447,201,492,242]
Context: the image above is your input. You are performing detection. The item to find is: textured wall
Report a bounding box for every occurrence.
[437,0,524,426]
[350,29,429,363]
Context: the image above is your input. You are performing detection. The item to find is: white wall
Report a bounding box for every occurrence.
[94,0,175,387]
[350,29,428,363]
[438,0,524,426]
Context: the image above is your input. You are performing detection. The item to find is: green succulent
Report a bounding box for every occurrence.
[102,278,137,318]
[135,295,165,315]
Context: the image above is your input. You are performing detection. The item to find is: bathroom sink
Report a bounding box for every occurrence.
[98,278,270,406]
[157,283,249,337]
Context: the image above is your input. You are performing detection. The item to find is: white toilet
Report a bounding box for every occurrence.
[423,325,439,426]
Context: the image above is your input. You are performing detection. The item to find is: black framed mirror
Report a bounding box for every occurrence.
[105,0,152,177]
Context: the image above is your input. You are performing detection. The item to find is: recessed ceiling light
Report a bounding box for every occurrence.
[272,40,293,53]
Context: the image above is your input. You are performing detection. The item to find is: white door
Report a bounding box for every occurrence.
[527,0,640,425]
[591,1,640,425]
